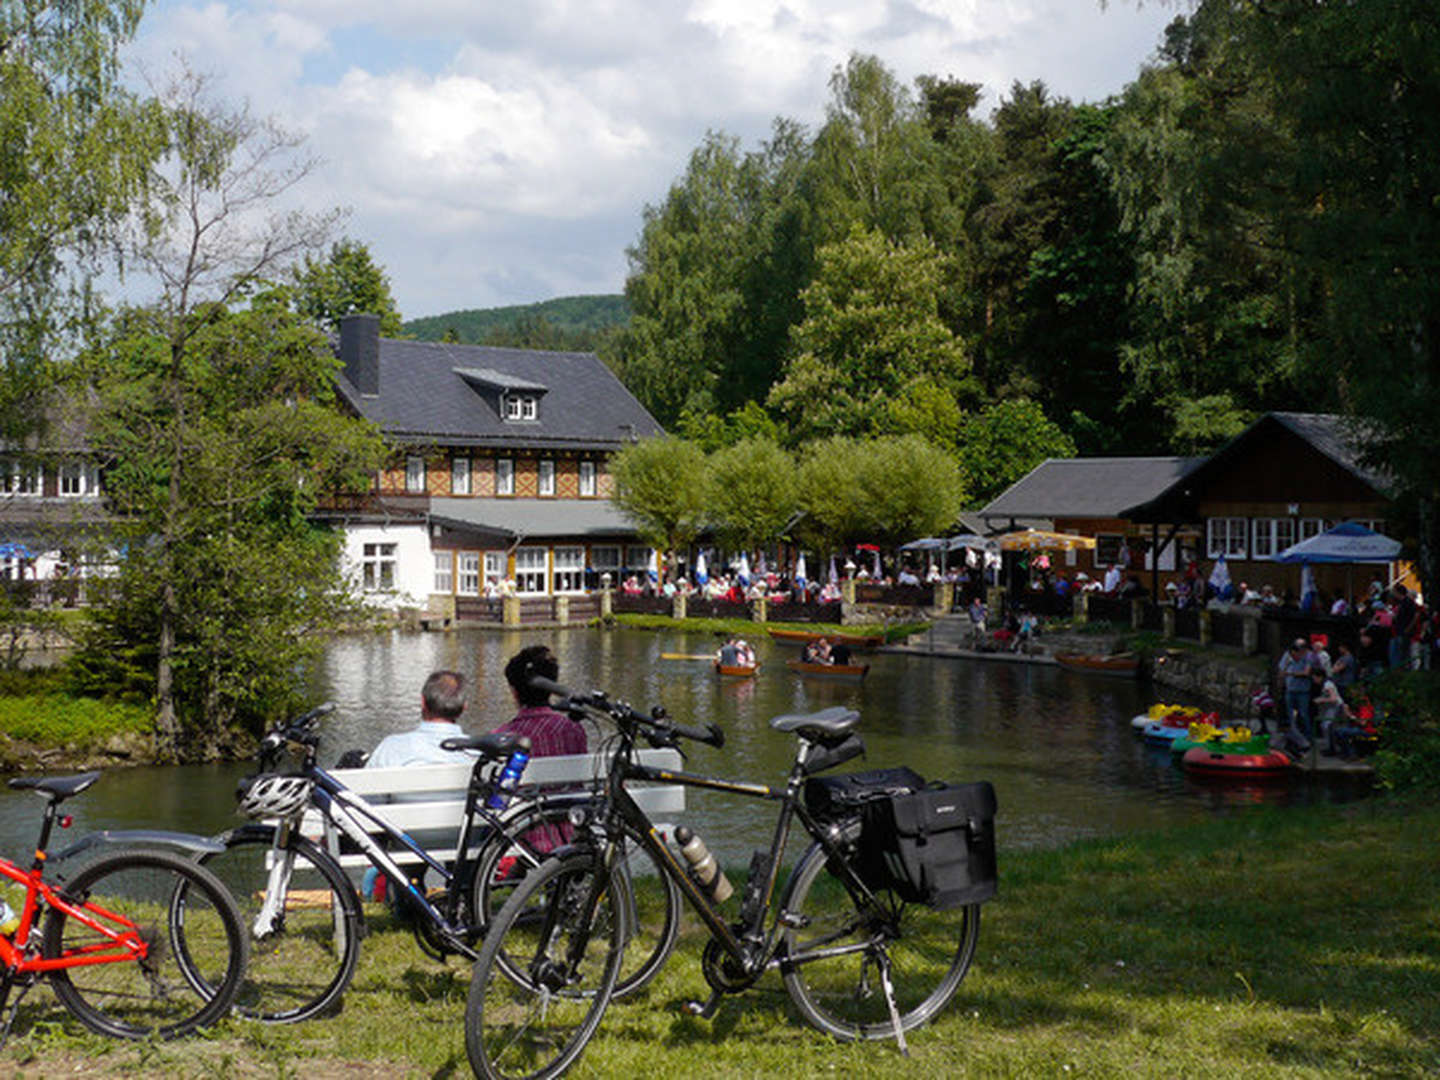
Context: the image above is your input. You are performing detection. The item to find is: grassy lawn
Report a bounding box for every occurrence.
[607,612,929,643]
[4,797,1438,1077]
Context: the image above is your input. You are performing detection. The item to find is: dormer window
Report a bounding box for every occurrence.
[504,393,538,421]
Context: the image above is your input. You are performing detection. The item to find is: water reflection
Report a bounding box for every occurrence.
[0,628,1368,864]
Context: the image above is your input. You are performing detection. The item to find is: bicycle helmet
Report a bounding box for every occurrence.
[236,773,313,819]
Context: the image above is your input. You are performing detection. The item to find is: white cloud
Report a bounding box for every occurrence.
[124,0,1177,316]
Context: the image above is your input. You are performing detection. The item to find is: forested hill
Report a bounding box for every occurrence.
[404,295,629,351]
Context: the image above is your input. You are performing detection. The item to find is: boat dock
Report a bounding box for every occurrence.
[881,614,1059,665]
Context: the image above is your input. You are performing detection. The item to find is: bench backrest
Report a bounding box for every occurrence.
[298,747,685,869]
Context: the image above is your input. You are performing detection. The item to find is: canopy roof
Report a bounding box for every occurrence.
[992,528,1096,552]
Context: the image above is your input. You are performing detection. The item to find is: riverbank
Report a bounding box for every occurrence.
[5,796,1436,1077]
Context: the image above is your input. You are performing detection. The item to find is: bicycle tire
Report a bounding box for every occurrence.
[466,851,623,1080]
[43,847,248,1040]
[779,840,980,1041]
[466,798,680,997]
[200,823,363,1023]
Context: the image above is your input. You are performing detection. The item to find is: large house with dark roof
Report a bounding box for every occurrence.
[327,313,663,614]
[978,411,1399,597]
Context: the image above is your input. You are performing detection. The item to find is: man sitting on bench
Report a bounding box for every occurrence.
[368,669,473,768]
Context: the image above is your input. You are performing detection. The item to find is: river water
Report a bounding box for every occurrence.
[0,628,1362,867]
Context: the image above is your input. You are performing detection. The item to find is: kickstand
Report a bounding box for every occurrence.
[0,972,35,1051]
[876,951,909,1057]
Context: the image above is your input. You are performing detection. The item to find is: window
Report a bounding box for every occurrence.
[1252,518,1296,560]
[579,461,596,497]
[1093,534,1125,568]
[625,545,653,578]
[405,456,426,493]
[361,543,397,591]
[1207,518,1248,560]
[457,552,480,595]
[591,545,621,572]
[1,460,41,496]
[451,456,471,496]
[58,461,95,497]
[504,394,538,421]
[1299,518,1327,542]
[484,551,505,591]
[552,546,584,592]
[538,459,555,496]
[515,547,547,593]
[496,458,514,495]
[433,551,454,593]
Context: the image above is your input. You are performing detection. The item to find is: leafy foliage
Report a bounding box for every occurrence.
[704,438,795,554]
[608,437,709,579]
[405,295,629,351]
[293,239,404,336]
[957,398,1076,508]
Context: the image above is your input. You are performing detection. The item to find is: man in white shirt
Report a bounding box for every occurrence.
[368,670,472,768]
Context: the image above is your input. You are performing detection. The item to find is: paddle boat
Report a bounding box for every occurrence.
[1055,652,1140,678]
[786,658,870,682]
[1168,722,1263,757]
[1181,743,1293,779]
[714,661,760,678]
[1131,703,1203,731]
[768,628,884,650]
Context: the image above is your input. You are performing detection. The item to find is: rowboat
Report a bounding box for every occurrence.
[768,628,884,650]
[1054,652,1140,677]
[714,662,760,678]
[786,658,869,682]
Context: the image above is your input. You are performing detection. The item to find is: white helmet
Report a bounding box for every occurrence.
[237,774,313,819]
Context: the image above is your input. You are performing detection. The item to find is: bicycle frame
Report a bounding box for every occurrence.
[0,857,147,976]
[592,741,879,983]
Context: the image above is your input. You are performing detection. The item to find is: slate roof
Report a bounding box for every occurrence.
[334,336,663,450]
[979,457,1206,522]
[1268,412,1390,492]
[429,497,638,539]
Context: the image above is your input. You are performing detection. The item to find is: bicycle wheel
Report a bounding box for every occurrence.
[467,799,680,997]
[466,851,623,1080]
[43,847,247,1040]
[200,823,363,1023]
[780,840,980,1041]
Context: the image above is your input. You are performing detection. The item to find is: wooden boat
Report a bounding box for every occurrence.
[1180,745,1293,779]
[786,658,870,682]
[1054,652,1140,677]
[714,662,760,678]
[768,628,884,650]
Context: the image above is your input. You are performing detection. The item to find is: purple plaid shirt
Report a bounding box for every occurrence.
[494,705,587,757]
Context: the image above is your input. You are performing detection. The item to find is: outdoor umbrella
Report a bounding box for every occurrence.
[694,550,708,587]
[736,552,751,585]
[828,556,838,585]
[992,528,1097,552]
[646,548,660,586]
[0,542,35,559]
[1208,556,1231,596]
[1275,521,1401,564]
[795,553,807,587]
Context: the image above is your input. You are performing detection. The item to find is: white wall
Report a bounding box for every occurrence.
[340,522,432,609]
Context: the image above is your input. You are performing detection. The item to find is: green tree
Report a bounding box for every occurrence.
[705,438,795,555]
[675,401,783,452]
[609,437,709,582]
[957,398,1076,507]
[77,293,384,755]
[293,238,404,336]
[768,225,972,443]
[857,435,965,546]
[75,70,378,760]
[0,0,162,440]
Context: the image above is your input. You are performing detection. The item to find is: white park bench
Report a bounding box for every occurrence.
[299,748,686,872]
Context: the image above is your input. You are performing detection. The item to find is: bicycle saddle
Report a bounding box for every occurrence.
[440,733,532,760]
[768,707,860,744]
[7,771,102,802]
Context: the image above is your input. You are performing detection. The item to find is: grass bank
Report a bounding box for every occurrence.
[6,796,1438,1077]
[606,612,929,643]
[0,670,152,769]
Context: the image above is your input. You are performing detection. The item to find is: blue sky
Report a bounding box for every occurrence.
[125,1,1182,320]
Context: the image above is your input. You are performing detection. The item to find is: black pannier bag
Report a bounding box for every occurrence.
[861,781,998,909]
[803,766,925,823]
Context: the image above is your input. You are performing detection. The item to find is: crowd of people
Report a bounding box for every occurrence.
[799,636,853,666]
[1271,634,1380,760]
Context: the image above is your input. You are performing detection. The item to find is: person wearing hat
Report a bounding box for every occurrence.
[1277,638,1315,752]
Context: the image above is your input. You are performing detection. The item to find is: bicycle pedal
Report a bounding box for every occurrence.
[682,992,722,1019]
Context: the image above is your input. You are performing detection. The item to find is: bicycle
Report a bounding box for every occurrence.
[0,771,248,1044]
[466,678,995,1080]
[203,703,679,1023]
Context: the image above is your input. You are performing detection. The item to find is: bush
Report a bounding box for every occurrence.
[1368,671,1440,793]
[0,693,151,747]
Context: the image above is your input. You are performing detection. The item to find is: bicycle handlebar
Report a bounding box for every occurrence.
[524,677,724,749]
[261,702,336,754]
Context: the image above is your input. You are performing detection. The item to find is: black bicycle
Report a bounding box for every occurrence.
[203,704,679,1023]
[465,678,997,1080]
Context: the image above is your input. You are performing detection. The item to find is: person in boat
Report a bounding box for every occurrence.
[718,638,741,667]
[829,640,852,666]
[736,639,756,667]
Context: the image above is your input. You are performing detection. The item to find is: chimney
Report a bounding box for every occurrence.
[339,313,381,396]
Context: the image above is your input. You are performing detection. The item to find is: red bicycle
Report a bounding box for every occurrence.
[0,771,247,1044]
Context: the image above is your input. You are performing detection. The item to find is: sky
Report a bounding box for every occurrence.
[124,0,1182,321]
